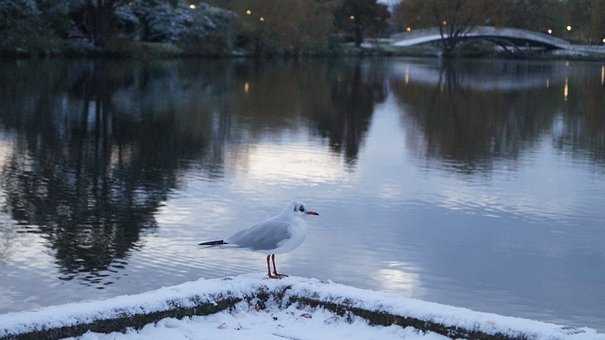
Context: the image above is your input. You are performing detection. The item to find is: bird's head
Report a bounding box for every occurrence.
[288,201,319,217]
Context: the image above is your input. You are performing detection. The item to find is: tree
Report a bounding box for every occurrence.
[0,0,42,52]
[334,0,390,47]
[492,0,563,33]
[393,0,605,45]
[79,0,124,46]
[69,0,179,47]
[590,0,605,44]
[213,0,334,55]
[394,0,499,54]
[564,0,591,41]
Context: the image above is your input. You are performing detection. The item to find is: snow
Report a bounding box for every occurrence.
[121,0,233,43]
[1,274,603,340]
[392,26,571,49]
[74,303,447,340]
[286,278,605,340]
[0,0,40,17]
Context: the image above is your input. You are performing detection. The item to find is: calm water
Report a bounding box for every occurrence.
[1,58,604,330]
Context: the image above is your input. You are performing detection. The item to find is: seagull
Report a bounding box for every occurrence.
[199,201,319,279]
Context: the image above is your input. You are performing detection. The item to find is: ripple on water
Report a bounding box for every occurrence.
[1,59,605,331]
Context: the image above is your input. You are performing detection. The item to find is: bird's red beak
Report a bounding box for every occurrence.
[305,210,319,216]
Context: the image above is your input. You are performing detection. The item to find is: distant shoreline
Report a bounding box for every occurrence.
[3,43,605,62]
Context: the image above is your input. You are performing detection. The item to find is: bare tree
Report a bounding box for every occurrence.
[334,0,390,47]
[434,0,485,53]
[394,0,499,55]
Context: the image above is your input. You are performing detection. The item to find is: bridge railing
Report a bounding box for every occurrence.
[390,26,572,49]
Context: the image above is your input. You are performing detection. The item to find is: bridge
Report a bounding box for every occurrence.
[389,26,605,54]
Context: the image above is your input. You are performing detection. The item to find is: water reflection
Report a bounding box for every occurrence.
[0,59,386,284]
[0,58,604,330]
[391,59,605,173]
[220,61,386,165]
[308,63,387,165]
[0,61,219,284]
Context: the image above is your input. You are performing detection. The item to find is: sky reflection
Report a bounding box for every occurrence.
[0,58,604,330]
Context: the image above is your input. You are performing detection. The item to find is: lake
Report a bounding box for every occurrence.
[0,58,604,330]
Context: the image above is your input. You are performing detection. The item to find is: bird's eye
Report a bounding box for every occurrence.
[299,205,305,212]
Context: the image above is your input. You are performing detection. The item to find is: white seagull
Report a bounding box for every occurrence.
[199,201,319,279]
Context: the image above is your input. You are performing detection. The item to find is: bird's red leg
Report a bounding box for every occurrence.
[272,254,288,278]
[267,255,276,279]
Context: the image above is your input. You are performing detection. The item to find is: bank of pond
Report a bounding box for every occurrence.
[0,275,602,340]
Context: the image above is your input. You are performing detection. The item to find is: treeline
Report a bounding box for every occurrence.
[205,0,389,52]
[2,0,604,57]
[0,0,236,56]
[0,0,391,56]
[393,0,605,45]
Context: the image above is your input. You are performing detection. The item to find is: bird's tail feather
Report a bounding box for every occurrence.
[198,240,227,246]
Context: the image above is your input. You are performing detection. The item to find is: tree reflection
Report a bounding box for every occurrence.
[552,66,605,168]
[205,60,386,165]
[390,60,604,173]
[309,61,387,165]
[0,60,222,284]
[0,59,386,285]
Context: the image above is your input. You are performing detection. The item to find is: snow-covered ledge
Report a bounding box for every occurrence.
[0,274,602,340]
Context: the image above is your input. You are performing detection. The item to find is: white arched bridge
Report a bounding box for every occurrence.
[389,26,605,54]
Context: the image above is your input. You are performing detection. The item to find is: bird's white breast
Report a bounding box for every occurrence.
[273,217,307,254]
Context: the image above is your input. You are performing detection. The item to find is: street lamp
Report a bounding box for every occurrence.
[602,37,605,44]
[566,25,572,31]
[406,26,412,32]
[245,9,252,15]
[442,20,447,26]
[259,17,265,22]
[349,15,355,21]
[547,29,552,35]
[189,4,196,9]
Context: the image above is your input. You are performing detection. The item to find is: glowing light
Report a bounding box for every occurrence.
[563,78,569,101]
[244,82,250,93]
[546,79,550,88]
[601,66,604,85]
[189,4,196,9]
[259,16,265,22]
[442,20,447,26]
[602,38,605,44]
[566,25,572,31]
[405,26,412,32]
[349,15,355,20]
[245,9,252,15]
[547,29,552,35]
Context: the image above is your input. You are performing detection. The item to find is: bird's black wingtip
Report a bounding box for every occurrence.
[198,240,227,246]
